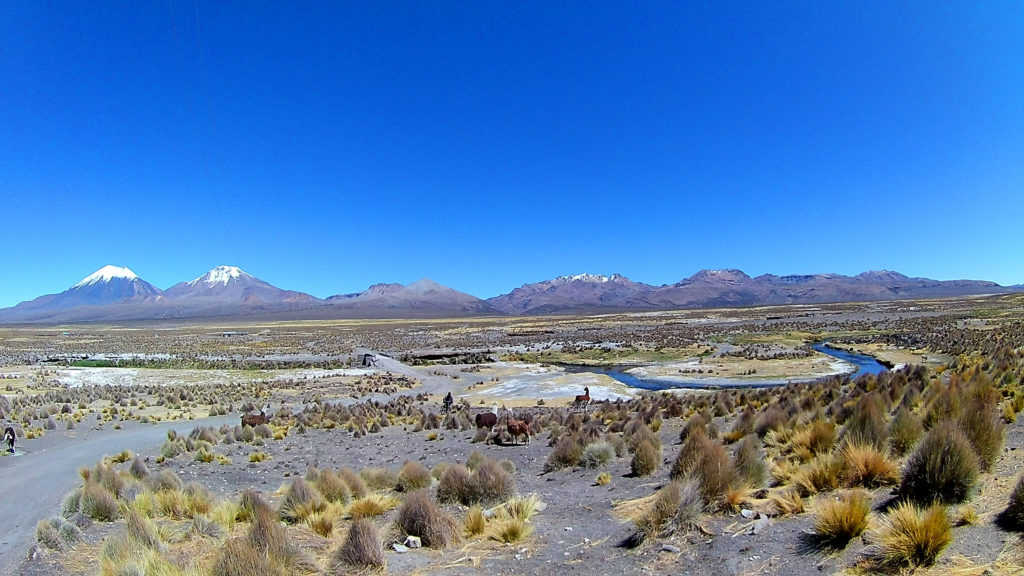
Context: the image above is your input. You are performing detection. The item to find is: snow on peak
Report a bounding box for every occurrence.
[74,265,139,288]
[558,273,614,284]
[190,266,245,286]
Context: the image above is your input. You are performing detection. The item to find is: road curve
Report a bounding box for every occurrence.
[0,414,237,576]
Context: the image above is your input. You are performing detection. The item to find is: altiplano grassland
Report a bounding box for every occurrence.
[3,293,1024,576]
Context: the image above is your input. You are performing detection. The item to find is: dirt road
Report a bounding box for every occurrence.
[0,414,236,576]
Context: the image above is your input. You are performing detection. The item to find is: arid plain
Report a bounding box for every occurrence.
[2,293,1023,575]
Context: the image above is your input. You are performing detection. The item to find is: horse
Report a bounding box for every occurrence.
[3,427,15,453]
[572,386,591,413]
[241,405,270,428]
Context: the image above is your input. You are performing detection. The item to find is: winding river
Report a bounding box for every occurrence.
[566,343,889,391]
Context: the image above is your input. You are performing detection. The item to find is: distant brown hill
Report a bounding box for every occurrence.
[0,265,1017,324]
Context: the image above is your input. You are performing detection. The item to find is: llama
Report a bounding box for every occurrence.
[475,411,498,429]
[241,405,270,428]
[506,417,531,445]
[572,386,591,413]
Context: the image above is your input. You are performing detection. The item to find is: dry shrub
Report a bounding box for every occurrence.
[580,441,615,469]
[339,467,368,499]
[674,435,737,505]
[466,450,487,472]
[789,419,836,459]
[305,509,336,537]
[396,490,460,548]
[670,427,708,480]
[872,501,951,568]
[36,520,65,552]
[812,490,871,550]
[396,460,433,492]
[93,462,124,498]
[900,421,978,505]
[630,437,660,477]
[329,518,385,572]
[840,441,898,488]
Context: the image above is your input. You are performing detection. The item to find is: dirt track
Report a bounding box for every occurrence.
[0,414,237,576]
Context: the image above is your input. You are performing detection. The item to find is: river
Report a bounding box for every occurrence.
[564,343,888,391]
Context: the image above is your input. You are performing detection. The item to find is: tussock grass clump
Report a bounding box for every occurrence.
[211,536,283,576]
[149,469,183,492]
[490,518,533,543]
[998,474,1024,530]
[396,490,461,548]
[900,421,979,505]
[672,434,737,505]
[339,467,369,499]
[437,463,472,505]
[463,505,487,537]
[36,518,76,552]
[812,490,871,550]
[360,467,398,491]
[314,469,351,504]
[236,488,272,522]
[840,441,899,488]
[348,493,400,519]
[329,518,385,572]
[125,506,161,550]
[396,460,433,492]
[79,481,121,522]
[960,382,1004,472]
[872,501,951,568]
[279,477,326,524]
[630,437,660,477]
[470,459,515,504]
[793,455,842,497]
[129,456,150,480]
[544,435,585,471]
[580,441,616,469]
[596,472,612,486]
[754,406,789,438]
[887,407,923,456]
[843,392,888,448]
[734,434,767,488]
[631,478,704,547]
[769,488,805,517]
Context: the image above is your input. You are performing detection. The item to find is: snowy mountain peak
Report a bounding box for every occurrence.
[189,266,246,286]
[557,273,619,284]
[73,265,139,288]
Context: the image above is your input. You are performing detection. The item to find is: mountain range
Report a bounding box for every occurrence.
[0,265,1018,323]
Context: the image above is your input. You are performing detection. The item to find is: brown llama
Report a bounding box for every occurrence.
[571,386,591,413]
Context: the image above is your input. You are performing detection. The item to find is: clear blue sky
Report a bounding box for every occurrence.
[2,2,1022,307]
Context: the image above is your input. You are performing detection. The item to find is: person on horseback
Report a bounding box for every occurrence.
[442,392,454,415]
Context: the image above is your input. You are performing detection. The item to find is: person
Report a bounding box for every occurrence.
[443,392,454,414]
[3,426,15,453]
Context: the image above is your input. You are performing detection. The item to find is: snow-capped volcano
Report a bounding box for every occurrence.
[73,265,140,288]
[188,265,244,286]
[0,265,162,320]
[163,266,318,306]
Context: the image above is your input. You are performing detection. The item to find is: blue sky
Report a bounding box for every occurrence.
[2,2,1022,307]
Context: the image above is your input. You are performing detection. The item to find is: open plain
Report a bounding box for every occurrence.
[2,294,1023,575]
